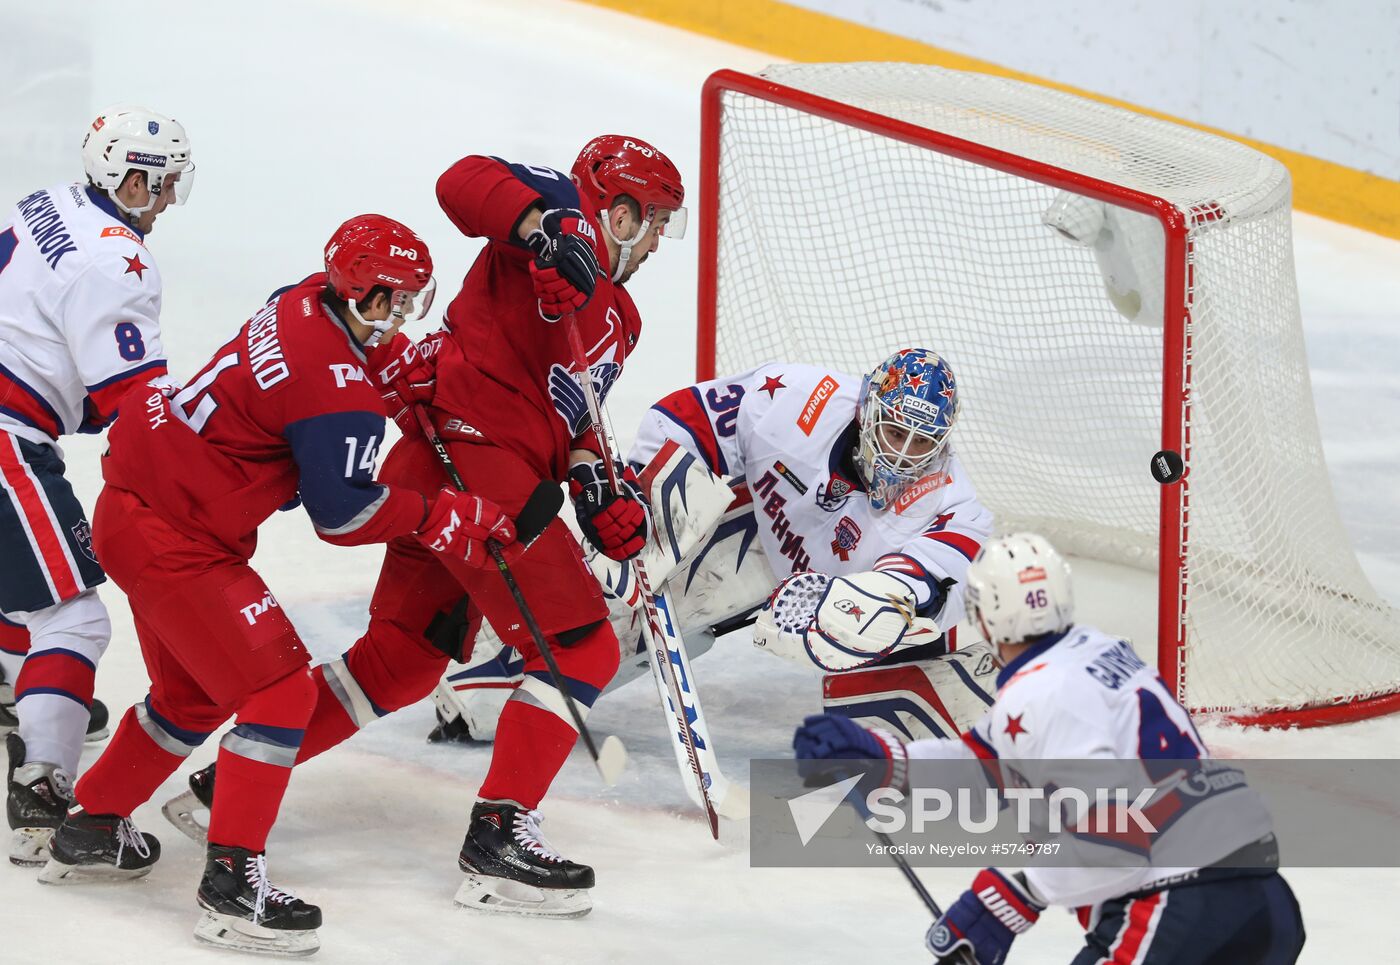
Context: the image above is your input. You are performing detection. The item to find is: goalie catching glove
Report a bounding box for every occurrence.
[569,458,651,561]
[754,570,942,671]
[526,207,602,319]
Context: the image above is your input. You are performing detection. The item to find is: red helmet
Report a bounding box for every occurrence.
[324,214,433,302]
[323,214,436,344]
[571,134,685,226]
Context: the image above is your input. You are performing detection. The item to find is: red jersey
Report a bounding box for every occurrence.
[103,274,427,559]
[431,156,642,479]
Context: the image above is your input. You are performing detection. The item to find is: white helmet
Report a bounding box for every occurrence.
[81,105,194,219]
[965,533,1074,646]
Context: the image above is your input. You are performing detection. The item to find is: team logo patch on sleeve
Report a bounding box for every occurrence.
[71,521,97,562]
[830,515,862,560]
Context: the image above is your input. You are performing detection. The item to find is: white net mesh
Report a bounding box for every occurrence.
[708,63,1400,718]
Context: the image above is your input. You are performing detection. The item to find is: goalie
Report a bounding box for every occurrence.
[431,348,997,743]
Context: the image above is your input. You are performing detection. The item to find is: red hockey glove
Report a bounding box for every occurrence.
[366,331,445,435]
[525,208,601,320]
[417,488,518,568]
[568,459,651,561]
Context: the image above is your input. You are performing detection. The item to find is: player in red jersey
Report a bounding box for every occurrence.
[165,137,686,918]
[39,215,518,957]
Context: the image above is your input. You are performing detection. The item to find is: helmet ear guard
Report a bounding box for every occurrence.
[965,533,1074,647]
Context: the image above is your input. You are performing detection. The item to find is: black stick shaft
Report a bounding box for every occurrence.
[411,403,605,766]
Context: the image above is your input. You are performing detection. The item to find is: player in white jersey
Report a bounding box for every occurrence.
[428,348,999,745]
[795,534,1305,964]
[0,105,193,864]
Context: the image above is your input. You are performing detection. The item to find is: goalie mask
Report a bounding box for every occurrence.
[855,349,960,511]
[965,533,1074,647]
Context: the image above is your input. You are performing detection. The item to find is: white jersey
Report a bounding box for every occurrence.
[631,362,992,629]
[907,624,1275,909]
[0,182,168,446]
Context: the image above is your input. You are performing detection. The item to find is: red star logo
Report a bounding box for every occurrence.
[906,373,925,390]
[939,385,955,401]
[847,605,863,619]
[1003,713,1028,742]
[123,253,148,280]
[760,375,785,398]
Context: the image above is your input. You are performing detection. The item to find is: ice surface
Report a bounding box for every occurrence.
[1,0,1397,960]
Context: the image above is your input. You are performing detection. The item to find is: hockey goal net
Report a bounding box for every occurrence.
[698,63,1400,727]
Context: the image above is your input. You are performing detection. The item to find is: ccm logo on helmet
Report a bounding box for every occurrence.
[388,245,419,261]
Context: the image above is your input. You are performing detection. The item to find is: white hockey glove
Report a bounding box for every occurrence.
[754,571,941,671]
[587,440,734,607]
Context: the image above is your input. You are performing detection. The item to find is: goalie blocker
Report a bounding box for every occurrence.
[431,441,997,743]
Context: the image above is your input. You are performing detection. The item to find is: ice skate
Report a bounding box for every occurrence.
[194,845,321,957]
[454,800,593,918]
[162,761,216,844]
[39,808,161,883]
[7,732,74,866]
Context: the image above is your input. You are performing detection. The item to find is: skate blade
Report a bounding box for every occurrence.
[9,827,54,867]
[162,788,209,845]
[37,855,153,884]
[453,873,591,919]
[194,911,320,958]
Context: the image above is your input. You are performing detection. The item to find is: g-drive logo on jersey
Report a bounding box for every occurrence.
[796,376,839,437]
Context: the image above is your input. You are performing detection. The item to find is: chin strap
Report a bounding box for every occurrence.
[599,209,652,282]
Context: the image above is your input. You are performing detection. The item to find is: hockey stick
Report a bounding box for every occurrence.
[410,403,628,786]
[870,829,975,964]
[562,321,722,838]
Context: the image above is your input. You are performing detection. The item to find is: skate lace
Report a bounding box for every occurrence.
[114,818,150,865]
[245,853,300,922]
[512,809,564,863]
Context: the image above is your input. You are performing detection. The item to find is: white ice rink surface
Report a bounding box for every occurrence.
[3,0,1399,961]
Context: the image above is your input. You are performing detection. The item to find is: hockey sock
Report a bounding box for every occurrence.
[477,623,619,809]
[294,658,378,763]
[75,698,212,816]
[207,669,315,853]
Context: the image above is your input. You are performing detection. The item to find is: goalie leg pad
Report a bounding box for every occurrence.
[822,641,998,739]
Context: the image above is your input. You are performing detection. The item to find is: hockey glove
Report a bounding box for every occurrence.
[367,331,445,436]
[568,459,650,561]
[927,868,1044,965]
[525,208,601,319]
[792,713,908,808]
[417,488,519,568]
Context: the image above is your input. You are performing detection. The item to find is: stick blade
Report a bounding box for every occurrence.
[595,735,628,786]
[517,481,565,544]
[715,781,750,821]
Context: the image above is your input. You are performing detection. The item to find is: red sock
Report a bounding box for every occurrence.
[205,669,315,852]
[477,699,576,810]
[74,706,186,816]
[293,666,359,764]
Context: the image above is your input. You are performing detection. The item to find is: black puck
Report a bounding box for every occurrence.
[1151,449,1184,484]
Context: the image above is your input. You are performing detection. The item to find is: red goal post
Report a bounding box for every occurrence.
[696,65,1400,728]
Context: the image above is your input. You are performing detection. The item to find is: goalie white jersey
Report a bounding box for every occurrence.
[630,362,992,629]
[905,623,1276,909]
[0,183,168,446]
